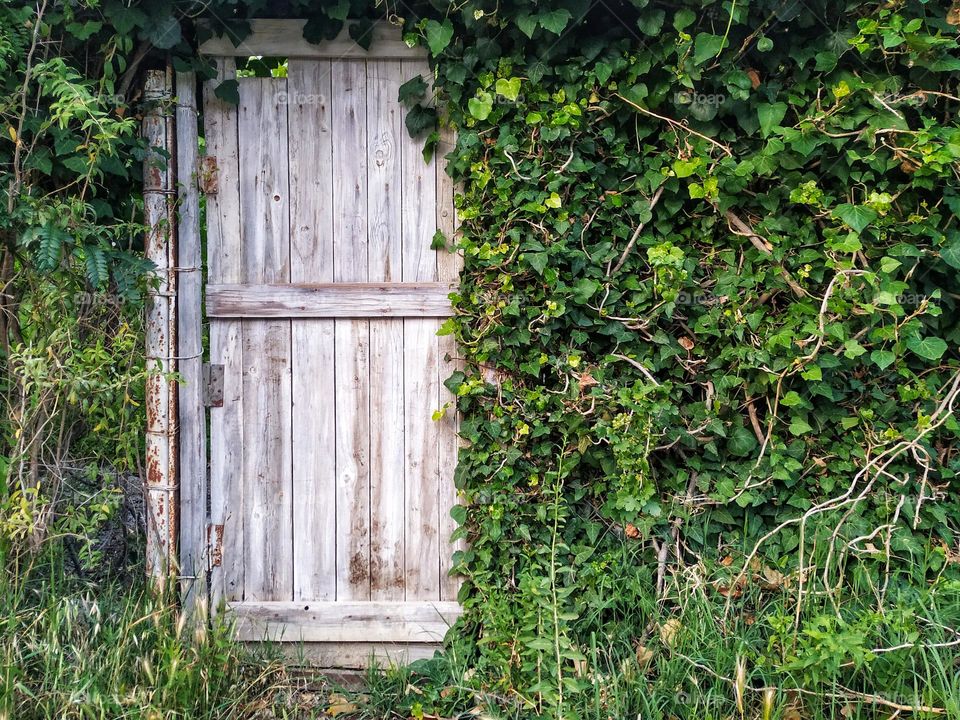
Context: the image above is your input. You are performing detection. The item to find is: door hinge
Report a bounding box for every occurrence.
[207,523,224,570]
[199,156,218,195]
[203,363,224,407]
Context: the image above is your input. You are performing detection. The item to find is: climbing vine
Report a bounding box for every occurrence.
[422,1,960,715]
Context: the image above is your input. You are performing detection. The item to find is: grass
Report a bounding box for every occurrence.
[2,551,958,720]
[352,573,960,720]
[0,557,298,720]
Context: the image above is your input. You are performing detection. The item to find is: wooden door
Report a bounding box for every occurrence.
[200,22,461,667]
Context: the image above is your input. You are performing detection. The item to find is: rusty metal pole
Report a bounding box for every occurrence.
[143,67,179,584]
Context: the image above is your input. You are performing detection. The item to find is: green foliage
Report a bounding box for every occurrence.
[0,567,292,719]
[416,0,960,716]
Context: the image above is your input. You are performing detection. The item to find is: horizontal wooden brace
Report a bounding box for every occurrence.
[199,20,423,60]
[207,283,455,318]
[227,600,463,643]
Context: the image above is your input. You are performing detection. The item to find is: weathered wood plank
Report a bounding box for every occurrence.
[401,59,441,601]
[238,77,292,601]
[207,283,454,318]
[367,59,406,601]
[288,59,337,602]
[203,58,244,607]
[200,20,421,59]
[267,642,440,669]
[332,60,371,601]
[229,601,462,643]
[176,70,206,609]
[435,124,464,602]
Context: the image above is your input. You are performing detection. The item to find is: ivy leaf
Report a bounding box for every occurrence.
[404,104,437,138]
[67,21,103,41]
[879,256,902,274]
[398,75,428,107]
[349,19,375,50]
[105,3,148,35]
[516,14,538,38]
[940,234,960,269]
[425,19,454,56]
[539,9,572,35]
[303,15,343,43]
[757,101,787,137]
[906,336,948,361]
[728,426,758,457]
[870,350,896,370]
[468,91,493,120]
[693,34,726,65]
[814,51,838,72]
[673,9,696,30]
[832,204,878,233]
[326,0,350,21]
[495,77,521,102]
[594,62,612,85]
[789,417,814,435]
[443,370,465,394]
[422,130,440,164]
[572,278,599,303]
[214,79,239,106]
[636,10,665,35]
[781,391,803,407]
[143,12,181,49]
[526,252,549,274]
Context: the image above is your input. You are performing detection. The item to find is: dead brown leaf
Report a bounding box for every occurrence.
[948,1,960,25]
[624,523,640,539]
[659,618,681,647]
[678,336,695,351]
[327,693,358,717]
[635,643,655,666]
[578,370,598,391]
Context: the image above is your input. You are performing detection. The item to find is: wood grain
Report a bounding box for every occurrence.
[332,59,371,601]
[207,283,454,318]
[203,58,244,607]
[401,58,441,601]
[367,59,406,601]
[435,124,464,601]
[238,77,292,601]
[288,59,337,602]
[200,20,421,60]
[229,601,462,643]
[176,70,206,609]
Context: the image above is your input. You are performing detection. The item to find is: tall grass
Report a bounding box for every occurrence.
[0,559,293,720]
[354,563,960,720]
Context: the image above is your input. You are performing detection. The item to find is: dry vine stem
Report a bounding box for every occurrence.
[674,651,947,715]
[723,368,960,625]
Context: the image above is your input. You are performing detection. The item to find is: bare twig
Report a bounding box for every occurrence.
[609,185,665,275]
[725,211,807,298]
[611,353,660,386]
[615,93,734,157]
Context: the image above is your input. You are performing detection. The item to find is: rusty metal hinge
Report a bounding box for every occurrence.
[199,156,218,195]
[202,363,224,407]
[207,523,224,570]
